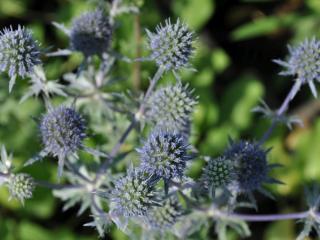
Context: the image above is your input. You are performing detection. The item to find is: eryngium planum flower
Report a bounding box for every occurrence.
[146,196,183,230]
[145,83,197,137]
[201,156,235,196]
[40,106,86,176]
[110,168,160,217]
[137,129,191,180]
[8,173,35,204]
[274,38,320,97]
[0,25,41,92]
[147,19,194,71]
[224,140,269,193]
[70,10,112,57]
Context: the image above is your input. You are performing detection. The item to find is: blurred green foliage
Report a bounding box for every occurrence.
[0,0,320,239]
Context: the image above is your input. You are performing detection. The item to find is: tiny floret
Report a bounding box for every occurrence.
[147,19,195,71]
[70,10,112,57]
[201,156,235,195]
[8,173,35,204]
[145,83,197,137]
[137,129,191,180]
[40,106,86,176]
[224,140,268,192]
[0,25,41,92]
[274,38,320,97]
[110,167,159,217]
[146,196,183,230]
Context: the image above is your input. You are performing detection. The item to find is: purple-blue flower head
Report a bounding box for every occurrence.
[147,19,195,71]
[70,10,112,57]
[0,25,41,92]
[274,38,320,97]
[137,129,191,180]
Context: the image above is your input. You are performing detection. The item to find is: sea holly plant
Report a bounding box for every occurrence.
[1,1,320,239]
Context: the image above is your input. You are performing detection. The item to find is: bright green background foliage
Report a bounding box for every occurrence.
[0,0,320,239]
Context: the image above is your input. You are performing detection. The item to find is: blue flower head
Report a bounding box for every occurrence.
[224,140,278,193]
[147,19,195,71]
[146,83,197,138]
[274,38,320,97]
[40,106,86,176]
[110,167,160,217]
[137,129,191,180]
[0,25,41,92]
[146,196,183,230]
[70,10,112,57]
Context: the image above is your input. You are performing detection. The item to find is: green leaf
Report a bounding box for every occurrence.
[231,14,297,41]
[172,0,215,30]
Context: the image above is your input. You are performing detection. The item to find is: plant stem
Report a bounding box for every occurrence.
[35,179,82,190]
[259,80,301,144]
[213,209,319,222]
[94,67,165,183]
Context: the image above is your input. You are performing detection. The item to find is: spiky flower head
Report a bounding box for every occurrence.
[40,106,86,176]
[8,173,35,204]
[0,25,41,92]
[146,196,183,230]
[145,83,197,137]
[110,167,160,217]
[137,129,191,180]
[147,19,195,71]
[70,10,112,57]
[274,38,320,97]
[201,156,235,195]
[224,140,269,192]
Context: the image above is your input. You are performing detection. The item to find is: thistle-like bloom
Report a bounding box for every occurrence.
[8,173,35,204]
[201,156,235,196]
[274,38,320,97]
[147,19,195,71]
[110,167,160,217]
[0,25,41,92]
[145,83,197,137]
[146,196,183,230]
[224,140,277,193]
[137,129,191,180]
[40,106,86,176]
[70,10,112,57]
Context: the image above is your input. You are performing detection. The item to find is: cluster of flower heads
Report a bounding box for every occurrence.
[147,19,195,71]
[274,38,320,98]
[0,25,41,92]
[40,106,87,176]
[201,140,280,199]
[70,10,112,57]
[146,83,197,137]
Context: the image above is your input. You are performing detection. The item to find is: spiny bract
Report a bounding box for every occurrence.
[224,140,269,192]
[110,168,159,217]
[70,10,112,57]
[0,25,41,92]
[274,37,320,97]
[146,196,183,230]
[137,129,191,180]
[145,83,197,137]
[147,19,194,71]
[201,156,235,194]
[8,173,35,204]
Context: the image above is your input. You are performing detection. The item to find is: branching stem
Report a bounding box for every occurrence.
[259,80,301,144]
